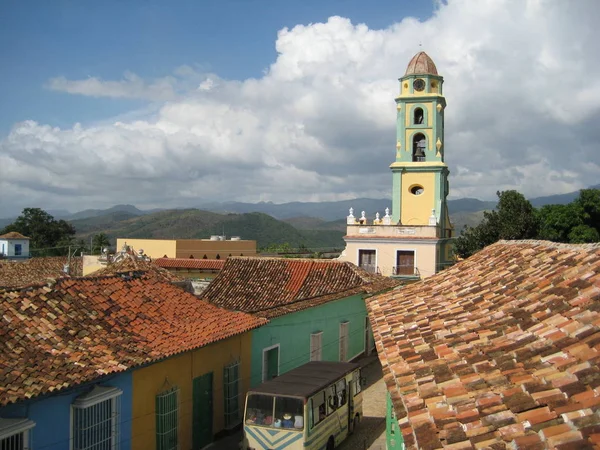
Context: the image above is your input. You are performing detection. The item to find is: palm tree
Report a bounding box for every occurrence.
[92,233,111,255]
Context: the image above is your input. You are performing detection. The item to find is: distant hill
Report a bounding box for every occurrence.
[71,209,346,250]
[69,204,147,220]
[198,198,393,222]
[529,184,600,207]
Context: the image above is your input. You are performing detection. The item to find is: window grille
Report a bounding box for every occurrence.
[0,418,35,450]
[310,332,323,361]
[71,385,122,450]
[223,361,240,429]
[156,387,179,450]
[339,321,349,361]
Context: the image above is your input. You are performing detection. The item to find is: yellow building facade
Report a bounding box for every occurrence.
[131,332,253,450]
[339,52,454,278]
[115,237,257,260]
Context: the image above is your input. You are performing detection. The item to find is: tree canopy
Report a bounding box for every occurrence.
[0,208,76,256]
[454,189,600,258]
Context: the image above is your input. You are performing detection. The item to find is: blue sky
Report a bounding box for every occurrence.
[0,0,432,135]
[1,0,599,216]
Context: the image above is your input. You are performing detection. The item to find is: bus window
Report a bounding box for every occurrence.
[310,391,326,428]
[245,394,274,426]
[274,397,304,430]
[353,371,362,396]
[336,379,347,407]
[326,385,337,414]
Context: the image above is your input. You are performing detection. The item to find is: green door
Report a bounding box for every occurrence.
[265,347,279,381]
[193,372,213,449]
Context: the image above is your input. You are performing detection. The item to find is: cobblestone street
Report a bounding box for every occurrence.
[337,356,387,450]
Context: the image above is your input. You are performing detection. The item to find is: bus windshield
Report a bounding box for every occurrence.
[245,394,304,430]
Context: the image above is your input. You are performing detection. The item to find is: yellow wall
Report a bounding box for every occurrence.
[116,238,177,259]
[175,240,257,259]
[339,240,438,278]
[131,333,253,450]
[400,172,436,225]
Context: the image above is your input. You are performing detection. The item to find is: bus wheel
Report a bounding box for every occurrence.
[353,414,360,431]
[327,436,335,450]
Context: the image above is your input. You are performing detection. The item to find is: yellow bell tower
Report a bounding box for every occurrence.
[339,52,454,279]
[391,51,452,236]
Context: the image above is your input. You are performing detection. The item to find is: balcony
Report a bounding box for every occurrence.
[392,266,420,277]
[347,224,440,238]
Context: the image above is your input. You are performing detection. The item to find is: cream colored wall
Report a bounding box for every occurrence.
[115,238,177,259]
[82,255,107,276]
[400,172,436,225]
[131,333,253,450]
[339,240,438,278]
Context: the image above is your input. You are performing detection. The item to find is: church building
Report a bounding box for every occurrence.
[339,52,454,279]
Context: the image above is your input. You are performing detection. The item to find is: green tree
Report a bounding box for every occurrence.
[574,189,600,231]
[0,208,76,256]
[537,203,582,242]
[454,190,538,258]
[568,224,600,243]
[92,233,111,254]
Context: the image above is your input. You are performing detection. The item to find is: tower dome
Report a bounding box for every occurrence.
[405,51,438,76]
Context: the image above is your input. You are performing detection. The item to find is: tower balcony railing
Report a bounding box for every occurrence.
[412,156,426,162]
[347,223,440,238]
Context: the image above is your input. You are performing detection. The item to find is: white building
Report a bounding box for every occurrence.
[0,232,31,260]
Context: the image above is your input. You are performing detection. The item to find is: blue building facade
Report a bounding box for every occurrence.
[0,372,132,450]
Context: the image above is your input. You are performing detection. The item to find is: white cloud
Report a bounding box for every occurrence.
[3,0,600,217]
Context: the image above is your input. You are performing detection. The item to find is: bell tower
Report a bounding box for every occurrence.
[391,51,452,237]
[339,51,454,278]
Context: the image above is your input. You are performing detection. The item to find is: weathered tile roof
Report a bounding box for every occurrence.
[0,274,267,406]
[202,257,399,318]
[0,232,30,239]
[368,240,600,450]
[86,254,184,282]
[154,257,225,270]
[0,256,83,288]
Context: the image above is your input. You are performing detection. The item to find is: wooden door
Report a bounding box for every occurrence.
[192,372,213,449]
[396,251,415,275]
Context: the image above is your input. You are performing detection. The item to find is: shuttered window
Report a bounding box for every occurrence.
[224,362,240,428]
[339,321,349,361]
[71,386,122,450]
[310,332,323,361]
[156,387,179,450]
[0,418,35,450]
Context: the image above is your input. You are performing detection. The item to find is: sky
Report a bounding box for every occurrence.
[1,0,600,217]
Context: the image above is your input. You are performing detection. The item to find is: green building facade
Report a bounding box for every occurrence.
[249,294,373,387]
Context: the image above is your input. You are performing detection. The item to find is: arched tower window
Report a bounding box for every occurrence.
[414,107,424,125]
[413,133,426,162]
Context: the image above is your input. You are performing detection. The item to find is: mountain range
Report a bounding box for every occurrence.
[1,185,596,250]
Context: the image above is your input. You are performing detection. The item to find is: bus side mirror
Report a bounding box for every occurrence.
[360,377,367,387]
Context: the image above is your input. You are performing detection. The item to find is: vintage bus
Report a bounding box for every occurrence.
[242,361,363,450]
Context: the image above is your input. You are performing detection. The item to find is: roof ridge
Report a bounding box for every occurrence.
[495,239,600,249]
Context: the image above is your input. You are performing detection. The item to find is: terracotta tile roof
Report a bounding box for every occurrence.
[368,240,600,450]
[86,254,184,282]
[0,257,82,288]
[0,274,266,406]
[202,257,399,318]
[154,257,225,270]
[0,232,30,240]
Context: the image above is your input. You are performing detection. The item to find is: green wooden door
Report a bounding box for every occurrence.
[265,347,278,380]
[193,372,213,449]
